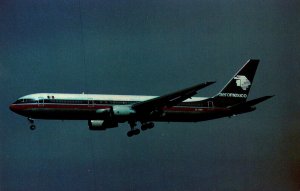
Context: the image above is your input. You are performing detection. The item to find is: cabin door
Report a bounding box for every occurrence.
[208,101,214,108]
[88,98,94,107]
[38,97,44,107]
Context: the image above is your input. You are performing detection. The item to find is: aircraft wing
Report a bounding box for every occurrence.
[132,81,215,113]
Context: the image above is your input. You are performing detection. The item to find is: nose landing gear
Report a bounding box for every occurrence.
[28,118,36,130]
[30,124,36,130]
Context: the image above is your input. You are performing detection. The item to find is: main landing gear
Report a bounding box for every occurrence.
[127,121,140,137]
[141,122,154,131]
[28,118,36,130]
[127,121,154,137]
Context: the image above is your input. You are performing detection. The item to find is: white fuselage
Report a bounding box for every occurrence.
[10,93,230,122]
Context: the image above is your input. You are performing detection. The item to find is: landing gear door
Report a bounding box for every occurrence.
[38,97,44,107]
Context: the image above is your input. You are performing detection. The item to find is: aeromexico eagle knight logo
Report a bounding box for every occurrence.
[218,75,251,98]
[234,75,251,90]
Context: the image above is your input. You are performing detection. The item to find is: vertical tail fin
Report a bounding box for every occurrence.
[213,59,259,107]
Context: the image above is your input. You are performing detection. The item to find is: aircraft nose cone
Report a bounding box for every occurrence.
[9,104,17,112]
[9,103,28,117]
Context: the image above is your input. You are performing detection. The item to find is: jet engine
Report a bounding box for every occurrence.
[88,120,118,130]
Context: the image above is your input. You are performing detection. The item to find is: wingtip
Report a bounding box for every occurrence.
[248,59,260,64]
[206,81,216,85]
[261,95,275,102]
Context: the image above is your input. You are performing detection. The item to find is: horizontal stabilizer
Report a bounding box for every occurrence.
[229,95,274,110]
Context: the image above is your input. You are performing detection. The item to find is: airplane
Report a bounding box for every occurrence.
[9,59,273,137]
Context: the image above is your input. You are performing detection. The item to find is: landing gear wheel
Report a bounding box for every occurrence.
[148,122,154,129]
[141,125,147,131]
[30,125,36,130]
[133,129,140,135]
[127,120,140,137]
[127,131,133,137]
[127,129,140,137]
[141,122,154,131]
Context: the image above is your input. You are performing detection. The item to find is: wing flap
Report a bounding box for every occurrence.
[229,95,274,110]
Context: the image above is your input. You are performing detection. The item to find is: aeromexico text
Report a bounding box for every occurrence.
[218,93,247,98]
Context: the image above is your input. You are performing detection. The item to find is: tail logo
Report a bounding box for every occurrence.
[234,75,251,90]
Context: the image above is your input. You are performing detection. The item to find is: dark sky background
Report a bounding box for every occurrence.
[1,0,300,190]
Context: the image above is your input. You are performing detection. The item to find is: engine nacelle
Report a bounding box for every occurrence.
[88,120,118,130]
[113,105,136,116]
